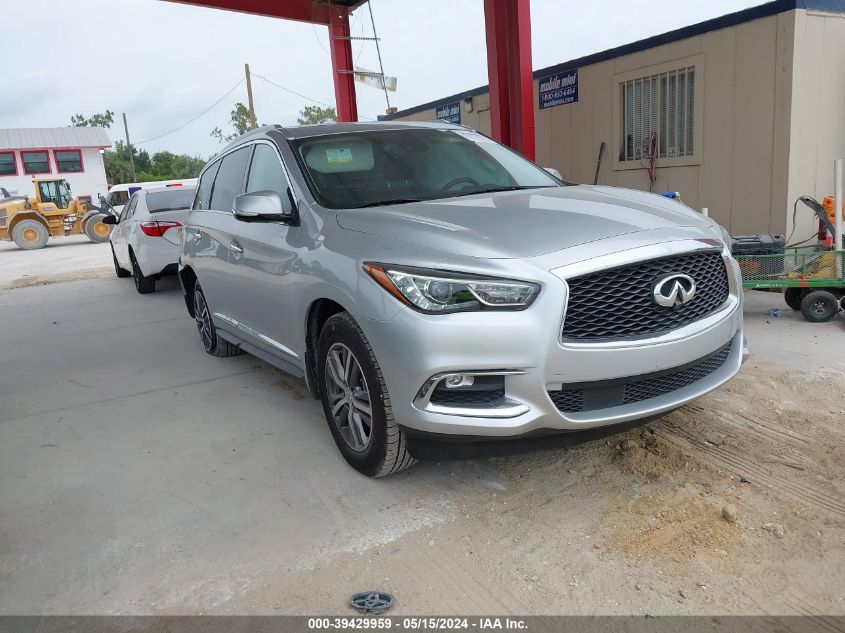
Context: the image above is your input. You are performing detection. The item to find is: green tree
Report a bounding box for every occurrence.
[297,106,337,125]
[211,102,253,143]
[71,110,115,128]
[103,141,150,184]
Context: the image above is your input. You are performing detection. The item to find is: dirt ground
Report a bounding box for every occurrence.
[0,239,843,616]
[207,298,845,616]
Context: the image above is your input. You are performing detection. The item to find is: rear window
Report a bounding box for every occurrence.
[147,187,197,213]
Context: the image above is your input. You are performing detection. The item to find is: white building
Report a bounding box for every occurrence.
[0,127,112,203]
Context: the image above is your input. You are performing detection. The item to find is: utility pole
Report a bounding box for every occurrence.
[122,112,136,182]
[245,63,257,130]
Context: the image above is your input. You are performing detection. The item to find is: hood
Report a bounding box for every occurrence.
[335,185,712,259]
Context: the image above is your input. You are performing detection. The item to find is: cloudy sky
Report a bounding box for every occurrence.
[3,0,760,158]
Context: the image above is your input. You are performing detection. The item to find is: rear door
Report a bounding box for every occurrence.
[183,147,250,327]
[224,141,302,362]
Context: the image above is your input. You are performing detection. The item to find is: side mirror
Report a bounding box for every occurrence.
[233,190,294,223]
[101,214,118,225]
[543,167,563,180]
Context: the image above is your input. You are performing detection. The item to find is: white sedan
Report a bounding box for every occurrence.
[106,187,196,294]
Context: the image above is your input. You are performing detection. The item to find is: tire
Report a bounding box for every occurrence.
[316,311,415,477]
[130,250,156,294]
[84,213,112,243]
[111,245,131,278]
[193,281,242,357]
[784,287,803,311]
[11,219,49,250]
[800,290,839,323]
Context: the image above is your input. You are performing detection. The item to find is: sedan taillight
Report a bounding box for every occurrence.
[140,220,182,237]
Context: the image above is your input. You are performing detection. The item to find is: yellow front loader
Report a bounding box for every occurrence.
[0,178,113,250]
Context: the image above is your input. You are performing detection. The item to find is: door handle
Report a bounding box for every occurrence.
[230,240,244,254]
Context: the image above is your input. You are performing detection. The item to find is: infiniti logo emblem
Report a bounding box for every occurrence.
[652,273,696,307]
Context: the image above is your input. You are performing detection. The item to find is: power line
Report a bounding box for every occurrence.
[251,72,375,121]
[136,78,245,145]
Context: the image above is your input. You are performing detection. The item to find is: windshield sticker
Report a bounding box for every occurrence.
[326,148,354,164]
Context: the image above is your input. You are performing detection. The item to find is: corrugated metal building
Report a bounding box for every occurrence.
[384,0,845,240]
[0,127,112,202]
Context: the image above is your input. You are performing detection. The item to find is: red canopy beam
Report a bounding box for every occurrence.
[165,0,358,121]
[483,0,535,160]
[167,0,333,23]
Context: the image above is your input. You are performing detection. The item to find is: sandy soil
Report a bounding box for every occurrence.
[212,344,845,616]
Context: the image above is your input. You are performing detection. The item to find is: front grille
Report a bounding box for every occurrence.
[562,250,730,341]
[548,340,733,414]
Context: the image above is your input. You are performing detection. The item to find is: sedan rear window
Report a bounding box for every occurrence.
[147,187,197,213]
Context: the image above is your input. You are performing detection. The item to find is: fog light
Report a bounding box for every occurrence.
[445,374,474,388]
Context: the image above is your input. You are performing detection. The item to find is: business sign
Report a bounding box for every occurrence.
[538,69,578,109]
[436,101,461,124]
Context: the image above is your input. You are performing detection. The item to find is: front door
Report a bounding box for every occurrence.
[185,146,251,332]
[224,142,302,364]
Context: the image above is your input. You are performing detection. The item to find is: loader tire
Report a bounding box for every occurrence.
[12,220,49,250]
[84,214,112,243]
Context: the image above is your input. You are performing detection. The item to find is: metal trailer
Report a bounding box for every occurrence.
[734,247,845,322]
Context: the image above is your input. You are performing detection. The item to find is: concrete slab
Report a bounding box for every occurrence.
[0,235,112,290]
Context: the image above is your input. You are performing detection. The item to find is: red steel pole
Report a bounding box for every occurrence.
[329,6,358,122]
[483,0,535,160]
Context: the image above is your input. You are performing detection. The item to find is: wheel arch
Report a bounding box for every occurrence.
[9,211,50,233]
[179,265,198,318]
[304,298,350,399]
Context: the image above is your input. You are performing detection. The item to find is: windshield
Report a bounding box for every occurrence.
[292,128,560,209]
[147,187,196,213]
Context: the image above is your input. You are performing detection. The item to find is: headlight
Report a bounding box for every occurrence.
[363,263,540,313]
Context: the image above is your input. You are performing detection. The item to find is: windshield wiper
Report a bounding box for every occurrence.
[349,198,423,209]
[448,185,556,198]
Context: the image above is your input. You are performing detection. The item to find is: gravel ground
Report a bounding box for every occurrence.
[0,240,843,616]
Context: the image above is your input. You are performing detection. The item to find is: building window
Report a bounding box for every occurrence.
[55,149,83,173]
[21,150,51,174]
[620,66,695,162]
[0,152,16,176]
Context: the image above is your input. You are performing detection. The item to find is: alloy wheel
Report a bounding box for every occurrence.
[324,342,373,451]
[194,290,214,351]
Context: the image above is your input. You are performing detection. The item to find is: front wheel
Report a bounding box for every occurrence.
[84,213,112,243]
[130,251,156,294]
[317,312,415,477]
[111,245,130,278]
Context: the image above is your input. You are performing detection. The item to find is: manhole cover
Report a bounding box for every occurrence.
[349,591,394,614]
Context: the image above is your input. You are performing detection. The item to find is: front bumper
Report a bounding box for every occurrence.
[360,243,747,439]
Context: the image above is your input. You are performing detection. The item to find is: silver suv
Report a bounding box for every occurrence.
[180,122,748,477]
